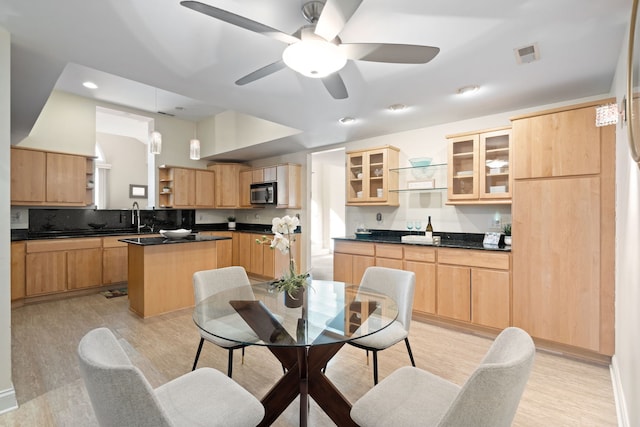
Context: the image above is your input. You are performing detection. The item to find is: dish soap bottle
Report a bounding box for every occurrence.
[425,216,433,240]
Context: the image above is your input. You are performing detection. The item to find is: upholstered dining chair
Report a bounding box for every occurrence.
[192,266,258,377]
[77,327,264,427]
[350,326,536,427]
[348,266,416,385]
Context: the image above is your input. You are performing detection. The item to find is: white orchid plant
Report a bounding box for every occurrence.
[256,215,309,297]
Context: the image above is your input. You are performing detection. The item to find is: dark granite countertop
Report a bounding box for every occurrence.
[333,230,511,252]
[119,234,231,246]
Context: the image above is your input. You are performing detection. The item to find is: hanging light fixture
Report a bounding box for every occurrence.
[189,138,201,160]
[149,89,162,155]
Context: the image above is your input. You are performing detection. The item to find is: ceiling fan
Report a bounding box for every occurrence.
[180,0,440,100]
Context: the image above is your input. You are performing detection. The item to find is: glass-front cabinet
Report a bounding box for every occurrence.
[447,127,511,204]
[346,146,399,206]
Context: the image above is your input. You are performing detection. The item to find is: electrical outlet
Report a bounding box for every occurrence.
[489,217,502,229]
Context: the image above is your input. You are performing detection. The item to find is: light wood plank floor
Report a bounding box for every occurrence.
[2,291,617,426]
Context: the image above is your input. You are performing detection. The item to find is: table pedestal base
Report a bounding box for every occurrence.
[258,343,357,427]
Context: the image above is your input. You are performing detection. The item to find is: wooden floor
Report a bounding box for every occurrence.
[2,290,617,426]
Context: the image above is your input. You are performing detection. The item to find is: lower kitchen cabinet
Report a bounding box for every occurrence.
[11,242,26,301]
[236,232,302,280]
[26,238,103,296]
[333,241,375,285]
[403,246,437,315]
[471,268,510,329]
[436,265,471,322]
[102,236,129,285]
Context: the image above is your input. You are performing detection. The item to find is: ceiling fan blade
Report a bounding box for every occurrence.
[321,73,348,99]
[340,43,440,64]
[315,0,363,41]
[180,1,299,44]
[235,60,287,86]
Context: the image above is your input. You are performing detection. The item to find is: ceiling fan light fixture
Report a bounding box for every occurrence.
[457,85,480,96]
[282,40,347,78]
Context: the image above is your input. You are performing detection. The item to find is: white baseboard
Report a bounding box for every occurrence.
[0,385,18,416]
[610,355,629,427]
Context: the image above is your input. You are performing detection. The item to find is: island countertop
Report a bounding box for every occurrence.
[119,234,231,246]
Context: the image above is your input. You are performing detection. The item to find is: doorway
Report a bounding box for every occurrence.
[310,148,346,280]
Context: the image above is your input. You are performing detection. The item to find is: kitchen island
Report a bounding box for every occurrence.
[120,234,232,318]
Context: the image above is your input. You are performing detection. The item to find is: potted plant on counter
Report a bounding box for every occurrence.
[227,216,236,230]
[256,215,309,308]
[503,223,512,246]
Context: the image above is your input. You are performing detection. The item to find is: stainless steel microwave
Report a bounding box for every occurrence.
[250,182,277,205]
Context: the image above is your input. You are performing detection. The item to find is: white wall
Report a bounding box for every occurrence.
[0,26,17,414]
[611,23,639,426]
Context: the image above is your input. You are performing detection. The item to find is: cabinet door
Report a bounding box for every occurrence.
[46,152,86,204]
[26,252,67,296]
[237,233,252,273]
[333,253,353,283]
[471,269,510,329]
[195,169,215,208]
[447,135,479,201]
[250,233,265,276]
[404,260,436,314]
[213,164,241,208]
[173,168,195,207]
[479,129,511,200]
[103,247,128,285]
[11,148,46,203]
[513,106,601,179]
[513,177,601,351]
[437,265,470,321]
[346,147,398,206]
[276,164,302,208]
[11,242,26,301]
[239,170,253,207]
[67,248,103,290]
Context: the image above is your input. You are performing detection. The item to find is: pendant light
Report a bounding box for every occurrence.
[149,89,162,155]
[189,122,200,160]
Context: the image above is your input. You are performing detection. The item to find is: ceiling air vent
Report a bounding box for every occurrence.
[514,43,540,64]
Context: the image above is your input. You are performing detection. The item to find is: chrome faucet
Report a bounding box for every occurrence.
[131,201,141,233]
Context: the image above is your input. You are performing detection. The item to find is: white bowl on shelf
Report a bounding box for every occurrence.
[160,229,191,239]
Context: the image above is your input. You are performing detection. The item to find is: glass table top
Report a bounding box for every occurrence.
[193,280,399,347]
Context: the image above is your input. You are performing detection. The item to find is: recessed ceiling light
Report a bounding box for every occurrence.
[457,85,480,96]
[339,116,355,124]
[387,103,407,112]
[83,81,98,89]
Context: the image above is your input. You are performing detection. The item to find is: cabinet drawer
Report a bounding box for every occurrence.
[375,244,403,259]
[438,248,510,270]
[404,246,436,263]
[334,240,375,256]
[27,238,102,253]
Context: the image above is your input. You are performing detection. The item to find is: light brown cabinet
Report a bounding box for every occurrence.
[333,240,375,285]
[11,147,94,206]
[403,246,437,315]
[236,232,301,280]
[11,242,26,301]
[209,163,246,208]
[197,231,233,268]
[239,170,253,208]
[102,236,129,285]
[447,127,511,204]
[25,238,103,296]
[511,100,615,356]
[346,146,399,206]
[275,164,302,209]
[437,248,510,329]
[158,166,215,208]
[333,241,510,329]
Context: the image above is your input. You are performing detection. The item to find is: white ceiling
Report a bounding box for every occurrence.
[0,0,632,161]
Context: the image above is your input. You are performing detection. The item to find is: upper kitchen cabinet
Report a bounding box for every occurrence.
[512,102,602,178]
[11,146,93,206]
[346,146,399,206]
[158,166,215,209]
[208,163,247,208]
[276,163,301,209]
[447,127,511,204]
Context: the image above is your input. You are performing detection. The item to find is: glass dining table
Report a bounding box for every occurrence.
[193,279,399,427]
